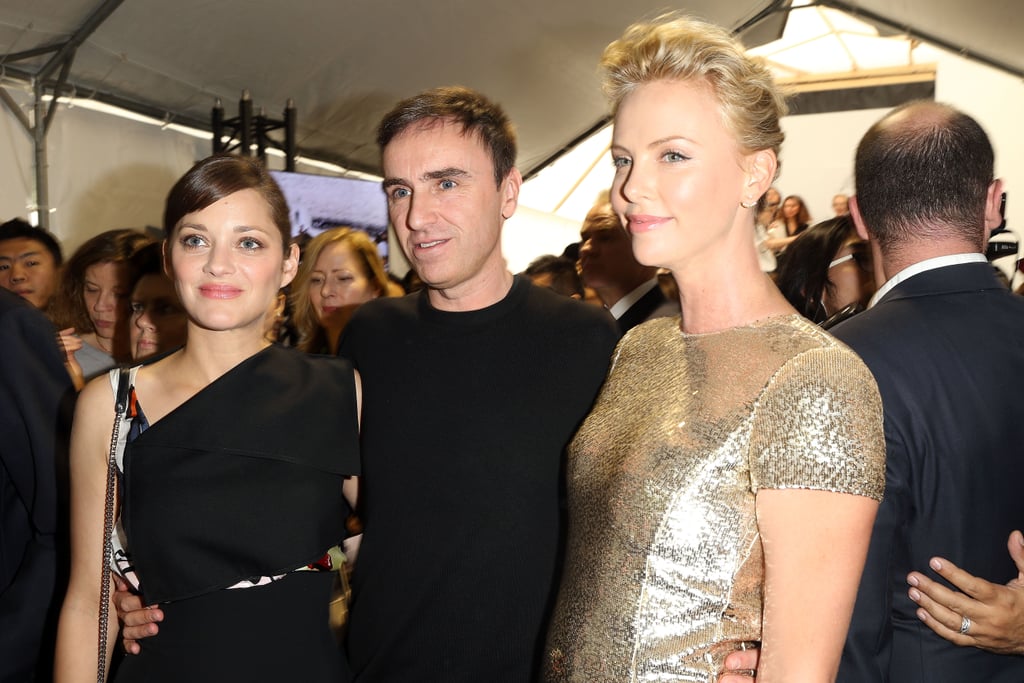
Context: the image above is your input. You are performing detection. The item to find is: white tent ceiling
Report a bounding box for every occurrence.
[1,0,1020,180]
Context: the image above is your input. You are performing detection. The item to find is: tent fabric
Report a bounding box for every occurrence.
[1,0,1020,178]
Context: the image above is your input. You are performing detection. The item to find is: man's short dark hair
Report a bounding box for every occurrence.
[523,255,584,299]
[0,218,63,266]
[377,86,517,187]
[855,101,993,250]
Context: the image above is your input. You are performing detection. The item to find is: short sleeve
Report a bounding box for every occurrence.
[749,345,885,500]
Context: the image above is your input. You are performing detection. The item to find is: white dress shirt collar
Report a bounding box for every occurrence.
[868,253,987,308]
[608,279,659,320]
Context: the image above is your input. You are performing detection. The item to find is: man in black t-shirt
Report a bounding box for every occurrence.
[339,86,619,682]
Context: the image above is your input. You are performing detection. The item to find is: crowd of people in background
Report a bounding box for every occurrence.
[2,162,1018,390]
[2,10,1024,683]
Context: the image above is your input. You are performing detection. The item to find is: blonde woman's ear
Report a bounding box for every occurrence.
[746,150,777,197]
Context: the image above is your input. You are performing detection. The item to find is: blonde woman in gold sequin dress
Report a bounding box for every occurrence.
[544,15,886,683]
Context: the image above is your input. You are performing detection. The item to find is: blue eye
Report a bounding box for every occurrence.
[181,234,206,249]
[663,151,690,163]
[439,179,457,190]
[612,156,631,169]
[390,187,411,200]
[239,237,262,250]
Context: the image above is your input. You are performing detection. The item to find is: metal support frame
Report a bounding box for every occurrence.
[0,0,125,228]
[212,94,297,171]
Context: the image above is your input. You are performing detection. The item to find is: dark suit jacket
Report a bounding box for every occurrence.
[616,283,678,335]
[832,262,1024,683]
[0,290,74,682]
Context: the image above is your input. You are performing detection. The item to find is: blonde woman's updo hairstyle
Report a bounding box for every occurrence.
[600,14,787,168]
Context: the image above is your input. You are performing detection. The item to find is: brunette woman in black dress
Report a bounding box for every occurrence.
[56,154,360,682]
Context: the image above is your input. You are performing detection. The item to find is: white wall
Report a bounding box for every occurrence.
[778,42,1024,283]
[0,86,207,254]
[0,89,39,228]
[782,42,1024,248]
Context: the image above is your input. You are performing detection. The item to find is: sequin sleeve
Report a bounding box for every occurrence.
[748,345,885,500]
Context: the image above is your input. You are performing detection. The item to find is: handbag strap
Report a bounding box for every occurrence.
[97,366,132,683]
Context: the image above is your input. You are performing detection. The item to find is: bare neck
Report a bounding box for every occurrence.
[172,324,270,384]
[879,237,982,281]
[427,266,515,312]
[671,228,795,334]
[675,267,793,334]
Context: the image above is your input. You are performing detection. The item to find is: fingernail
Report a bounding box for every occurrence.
[907,575,919,587]
[909,588,921,601]
[930,558,942,571]
[917,608,928,622]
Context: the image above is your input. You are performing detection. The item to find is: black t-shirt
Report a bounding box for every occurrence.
[341,276,618,682]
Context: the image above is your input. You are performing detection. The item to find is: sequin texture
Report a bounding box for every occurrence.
[544,314,884,681]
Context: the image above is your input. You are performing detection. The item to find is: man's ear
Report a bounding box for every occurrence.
[500,167,522,220]
[849,196,871,241]
[983,179,1005,241]
[850,195,887,287]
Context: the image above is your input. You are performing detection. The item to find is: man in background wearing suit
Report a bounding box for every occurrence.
[0,288,73,682]
[833,101,1024,682]
[578,199,678,334]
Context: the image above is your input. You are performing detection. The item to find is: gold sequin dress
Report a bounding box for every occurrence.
[545,314,885,682]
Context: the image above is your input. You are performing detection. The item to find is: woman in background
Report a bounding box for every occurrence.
[126,242,188,360]
[56,154,360,682]
[289,226,389,354]
[53,229,152,384]
[775,215,876,327]
[765,194,811,254]
[545,15,885,682]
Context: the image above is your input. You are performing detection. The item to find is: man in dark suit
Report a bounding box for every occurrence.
[578,199,678,334]
[832,101,1024,682]
[0,288,74,682]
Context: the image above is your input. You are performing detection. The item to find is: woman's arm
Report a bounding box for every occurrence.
[763,234,799,253]
[763,221,799,253]
[54,377,120,682]
[56,328,85,391]
[755,488,878,682]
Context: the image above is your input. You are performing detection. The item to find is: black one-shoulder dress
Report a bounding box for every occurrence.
[112,345,359,682]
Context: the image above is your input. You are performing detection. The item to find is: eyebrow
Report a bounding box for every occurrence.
[178,223,270,234]
[0,250,43,260]
[650,135,695,147]
[382,166,469,190]
[611,135,697,153]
